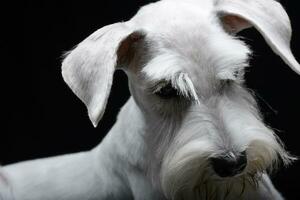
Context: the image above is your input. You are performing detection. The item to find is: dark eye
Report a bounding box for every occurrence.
[154,83,179,99]
[219,79,233,90]
[233,70,239,78]
[223,79,233,85]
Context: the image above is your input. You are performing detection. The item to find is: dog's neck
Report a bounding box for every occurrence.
[97,97,147,167]
[92,97,165,199]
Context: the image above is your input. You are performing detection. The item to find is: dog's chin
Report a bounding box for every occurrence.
[167,174,264,200]
[160,139,293,200]
[161,162,258,200]
[161,161,252,199]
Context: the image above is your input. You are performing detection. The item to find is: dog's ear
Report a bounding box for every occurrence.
[216,0,300,75]
[62,22,144,127]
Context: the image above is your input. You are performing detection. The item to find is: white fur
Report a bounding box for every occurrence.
[1,0,299,199]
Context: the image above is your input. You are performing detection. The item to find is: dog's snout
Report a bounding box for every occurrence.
[211,151,247,178]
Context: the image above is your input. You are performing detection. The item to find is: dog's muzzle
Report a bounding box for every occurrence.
[211,151,247,178]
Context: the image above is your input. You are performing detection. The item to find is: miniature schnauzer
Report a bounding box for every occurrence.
[1,0,300,199]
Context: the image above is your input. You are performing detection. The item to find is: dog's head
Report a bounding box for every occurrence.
[62,0,299,199]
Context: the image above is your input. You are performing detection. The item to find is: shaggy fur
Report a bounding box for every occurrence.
[1,0,299,199]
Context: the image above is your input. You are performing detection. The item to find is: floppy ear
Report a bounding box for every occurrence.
[62,22,144,127]
[216,0,300,75]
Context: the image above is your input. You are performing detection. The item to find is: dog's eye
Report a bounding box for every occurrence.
[222,79,233,85]
[233,70,239,78]
[154,83,179,99]
[219,79,234,90]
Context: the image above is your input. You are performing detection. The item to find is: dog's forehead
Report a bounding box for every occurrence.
[132,0,215,25]
[143,29,250,81]
[133,0,251,85]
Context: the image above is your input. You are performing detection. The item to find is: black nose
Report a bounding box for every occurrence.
[211,151,247,178]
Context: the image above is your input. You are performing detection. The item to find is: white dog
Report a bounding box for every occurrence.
[1,0,299,199]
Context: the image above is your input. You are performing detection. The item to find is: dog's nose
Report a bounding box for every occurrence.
[211,151,247,178]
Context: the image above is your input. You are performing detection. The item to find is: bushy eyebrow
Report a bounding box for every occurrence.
[215,51,250,81]
[216,66,247,81]
[171,73,200,102]
[147,72,200,103]
[141,54,199,102]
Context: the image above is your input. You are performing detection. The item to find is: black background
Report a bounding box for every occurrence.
[2,0,300,199]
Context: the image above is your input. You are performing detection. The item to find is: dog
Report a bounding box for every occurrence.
[1,0,300,199]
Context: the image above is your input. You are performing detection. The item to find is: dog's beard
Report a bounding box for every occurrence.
[143,91,294,199]
[160,134,294,200]
[165,172,262,200]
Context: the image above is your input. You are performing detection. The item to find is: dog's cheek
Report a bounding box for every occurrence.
[151,96,192,118]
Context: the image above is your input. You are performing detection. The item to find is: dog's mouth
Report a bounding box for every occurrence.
[160,166,264,200]
[160,135,294,200]
[191,172,262,200]
[160,150,284,200]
